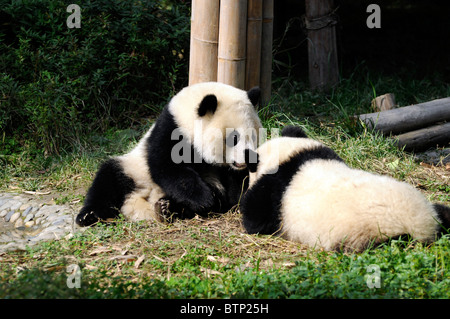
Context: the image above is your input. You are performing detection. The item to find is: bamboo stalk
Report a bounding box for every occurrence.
[245,0,263,90]
[260,0,274,105]
[189,0,220,85]
[218,0,248,89]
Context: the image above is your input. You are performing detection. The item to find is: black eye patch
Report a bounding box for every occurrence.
[226,131,240,147]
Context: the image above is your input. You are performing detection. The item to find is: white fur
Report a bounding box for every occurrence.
[249,137,322,187]
[250,136,441,251]
[169,82,262,167]
[118,126,165,222]
[281,159,439,251]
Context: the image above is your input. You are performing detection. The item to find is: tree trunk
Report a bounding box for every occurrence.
[305,0,339,91]
[245,0,262,91]
[259,0,274,105]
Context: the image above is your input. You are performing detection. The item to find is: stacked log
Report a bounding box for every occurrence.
[358,97,450,151]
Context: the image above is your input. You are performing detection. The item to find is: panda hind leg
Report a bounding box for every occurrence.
[76,158,135,227]
[76,206,120,227]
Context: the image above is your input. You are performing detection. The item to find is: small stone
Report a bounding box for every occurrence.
[36,232,56,241]
[9,202,23,211]
[19,203,31,211]
[4,210,15,222]
[9,212,21,223]
[15,218,24,228]
[0,201,12,211]
[25,220,35,227]
[24,213,34,223]
[0,210,7,217]
[21,206,33,216]
[52,219,66,226]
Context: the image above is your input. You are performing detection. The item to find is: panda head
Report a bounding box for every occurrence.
[244,126,323,186]
[169,82,262,170]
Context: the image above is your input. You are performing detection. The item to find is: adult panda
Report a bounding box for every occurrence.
[76,82,262,226]
[241,126,450,252]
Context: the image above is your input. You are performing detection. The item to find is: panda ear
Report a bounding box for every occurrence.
[198,94,218,117]
[245,149,259,173]
[281,126,308,138]
[247,87,260,107]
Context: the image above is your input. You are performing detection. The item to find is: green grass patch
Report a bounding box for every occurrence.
[1,217,449,298]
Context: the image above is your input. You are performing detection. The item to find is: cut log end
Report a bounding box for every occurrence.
[395,122,450,152]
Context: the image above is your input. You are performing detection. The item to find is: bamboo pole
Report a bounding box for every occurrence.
[259,0,273,105]
[305,0,339,91]
[245,0,262,91]
[189,0,220,85]
[218,0,248,89]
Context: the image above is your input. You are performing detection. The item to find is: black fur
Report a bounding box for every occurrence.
[76,158,136,226]
[281,126,308,138]
[147,106,246,218]
[244,149,259,173]
[77,86,258,226]
[241,146,344,235]
[433,203,450,236]
[247,87,261,107]
[198,94,217,116]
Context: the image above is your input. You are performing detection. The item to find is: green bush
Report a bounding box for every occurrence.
[0,0,190,154]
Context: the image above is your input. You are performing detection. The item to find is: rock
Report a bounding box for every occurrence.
[52,219,66,226]
[24,213,34,223]
[0,192,81,252]
[9,212,21,224]
[25,220,35,227]
[15,218,24,228]
[20,203,31,211]
[0,201,12,212]
[9,201,23,211]
[22,206,33,217]
[4,210,15,222]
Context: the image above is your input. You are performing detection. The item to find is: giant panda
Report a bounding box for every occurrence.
[76,82,262,227]
[240,126,450,252]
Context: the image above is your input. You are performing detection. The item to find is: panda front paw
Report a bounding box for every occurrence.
[155,198,172,221]
[76,207,100,227]
[155,198,197,222]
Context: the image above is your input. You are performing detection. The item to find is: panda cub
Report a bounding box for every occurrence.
[241,126,450,252]
[76,82,262,226]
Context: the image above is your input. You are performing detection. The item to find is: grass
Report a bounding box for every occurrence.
[1,214,450,298]
[1,71,450,299]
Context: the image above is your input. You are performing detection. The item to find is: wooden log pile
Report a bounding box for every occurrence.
[358,96,450,151]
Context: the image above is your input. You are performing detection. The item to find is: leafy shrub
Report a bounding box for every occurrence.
[0,0,190,154]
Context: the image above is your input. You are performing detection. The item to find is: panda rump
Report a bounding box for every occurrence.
[241,126,450,252]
